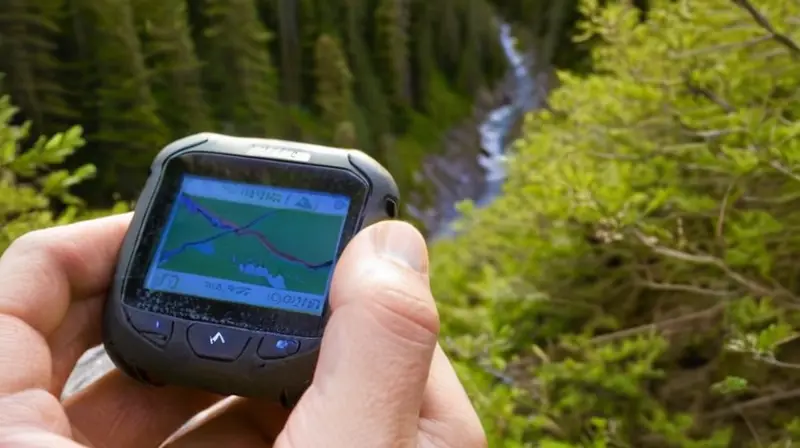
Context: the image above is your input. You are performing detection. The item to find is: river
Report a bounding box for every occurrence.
[61,22,541,398]
[429,22,540,240]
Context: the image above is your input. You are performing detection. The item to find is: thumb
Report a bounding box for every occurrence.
[287,221,438,446]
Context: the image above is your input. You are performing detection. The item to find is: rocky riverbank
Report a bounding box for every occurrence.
[405,78,516,235]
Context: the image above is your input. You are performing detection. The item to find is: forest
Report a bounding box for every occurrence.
[0,0,516,218]
[4,0,800,446]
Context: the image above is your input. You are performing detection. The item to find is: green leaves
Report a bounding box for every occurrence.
[0,93,116,251]
[710,376,748,396]
[431,0,800,445]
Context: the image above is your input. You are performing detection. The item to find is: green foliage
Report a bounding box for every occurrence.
[200,0,281,136]
[0,0,509,220]
[69,0,169,200]
[132,0,214,139]
[0,93,126,252]
[313,35,353,129]
[374,0,411,111]
[0,0,77,135]
[432,0,800,445]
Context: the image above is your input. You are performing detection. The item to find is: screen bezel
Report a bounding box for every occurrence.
[122,151,369,338]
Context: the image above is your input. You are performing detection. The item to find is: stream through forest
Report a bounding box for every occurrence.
[426,22,541,240]
[61,22,543,398]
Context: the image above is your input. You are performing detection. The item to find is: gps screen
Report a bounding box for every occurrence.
[143,174,350,316]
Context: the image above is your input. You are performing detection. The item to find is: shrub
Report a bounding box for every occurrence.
[431,0,800,446]
[0,91,126,252]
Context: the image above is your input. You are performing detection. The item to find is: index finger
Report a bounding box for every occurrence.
[0,213,131,394]
[0,213,132,337]
[0,214,228,448]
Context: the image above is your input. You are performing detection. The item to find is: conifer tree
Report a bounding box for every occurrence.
[433,0,463,72]
[408,0,436,109]
[343,3,391,150]
[313,34,353,132]
[70,0,167,199]
[455,0,486,92]
[374,0,411,110]
[276,0,303,105]
[201,0,281,137]
[0,0,76,135]
[132,0,214,138]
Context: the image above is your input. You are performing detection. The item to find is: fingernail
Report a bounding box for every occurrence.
[373,221,428,274]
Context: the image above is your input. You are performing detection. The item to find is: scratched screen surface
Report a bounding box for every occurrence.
[143,174,350,316]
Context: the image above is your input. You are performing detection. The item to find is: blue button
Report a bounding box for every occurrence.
[126,309,173,336]
[257,335,300,359]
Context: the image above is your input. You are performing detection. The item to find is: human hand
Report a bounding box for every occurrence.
[0,214,486,447]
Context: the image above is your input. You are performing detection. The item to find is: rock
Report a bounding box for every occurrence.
[62,346,115,399]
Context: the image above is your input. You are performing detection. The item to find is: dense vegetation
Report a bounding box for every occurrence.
[0,0,510,214]
[433,0,800,446]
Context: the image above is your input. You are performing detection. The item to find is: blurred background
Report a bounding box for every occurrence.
[1,0,800,446]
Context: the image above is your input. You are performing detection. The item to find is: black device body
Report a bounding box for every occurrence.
[103,133,399,406]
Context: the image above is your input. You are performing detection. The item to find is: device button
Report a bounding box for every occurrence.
[257,335,300,359]
[126,309,173,346]
[297,338,321,355]
[187,324,251,361]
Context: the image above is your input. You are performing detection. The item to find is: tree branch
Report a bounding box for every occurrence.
[685,74,735,113]
[632,230,777,298]
[704,387,800,420]
[732,0,800,56]
[590,302,726,345]
[636,280,737,298]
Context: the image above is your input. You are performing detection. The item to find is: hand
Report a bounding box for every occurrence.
[0,214,486,447]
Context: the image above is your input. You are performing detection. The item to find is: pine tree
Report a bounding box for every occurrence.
[343,1,391,150]
[374,0,411,110]
[201,0,281,137]
[132,0,214,138]
[455,0,486,92]
[0,0,76,135]
[433,0,463,72]
[408,0,435,109]
[313,34,353,130]
[68,0,167,199]
[276,0,303,105]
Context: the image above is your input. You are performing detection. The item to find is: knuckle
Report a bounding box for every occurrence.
[4,226,84,281]
[0,388,68,434]
[367,284,441,345]
[5,228,49,257]
[6,227,69,266]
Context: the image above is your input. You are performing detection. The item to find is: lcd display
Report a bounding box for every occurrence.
[144,174,350,316]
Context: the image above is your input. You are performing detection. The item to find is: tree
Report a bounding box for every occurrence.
[0,91,123,252]
[68,0,168,200]
[0,0,77,135]
[431,0,800,446]
[201,0,281,136]
[0,0,512,230]
[313,34,353,127]
[132,0,214,139]
[276,0,303,105]
[374,0,411,110]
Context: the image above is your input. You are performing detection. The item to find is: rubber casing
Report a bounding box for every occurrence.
[102,133,399,406]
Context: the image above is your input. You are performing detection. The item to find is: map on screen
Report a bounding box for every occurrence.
[144,175,350,316]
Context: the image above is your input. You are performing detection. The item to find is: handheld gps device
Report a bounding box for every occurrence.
[103,133,399,405]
